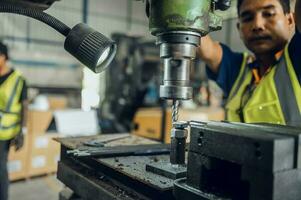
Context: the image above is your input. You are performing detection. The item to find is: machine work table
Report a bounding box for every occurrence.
[55,134,176,200]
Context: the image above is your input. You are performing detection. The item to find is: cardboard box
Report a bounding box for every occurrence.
[132,108,172,143]
[8,134,29,181]
[48,96,67,110]
[27,110,53,135]
[27,133,60,177]
[132,108,162,140]
[47,135,61,173]
[132,107,225,143]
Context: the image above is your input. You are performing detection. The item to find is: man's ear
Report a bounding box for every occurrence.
[287,12,295,34]
[287,12,295,26]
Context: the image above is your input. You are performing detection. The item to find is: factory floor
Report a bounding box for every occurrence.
[10,175,63,200]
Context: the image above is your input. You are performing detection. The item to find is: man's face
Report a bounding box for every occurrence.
[237,0,294,55]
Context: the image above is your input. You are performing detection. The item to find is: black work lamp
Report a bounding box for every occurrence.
[0,2,117,73]
[64,23,117,73]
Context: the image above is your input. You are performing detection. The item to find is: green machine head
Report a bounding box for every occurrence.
[145,0,231,100]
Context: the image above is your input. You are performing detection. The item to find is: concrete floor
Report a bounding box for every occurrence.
[9,175,63,200]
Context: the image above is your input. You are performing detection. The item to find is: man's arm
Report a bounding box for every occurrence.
[296,0,301,32]
[198,35,223,73]
[197,35,244,97]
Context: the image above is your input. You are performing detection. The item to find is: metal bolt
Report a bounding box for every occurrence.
[173,121,189,129]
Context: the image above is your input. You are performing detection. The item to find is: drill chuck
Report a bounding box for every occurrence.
[159,57,193,100]
[158,31,200,100]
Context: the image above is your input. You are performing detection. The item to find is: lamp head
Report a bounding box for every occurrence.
[64,23,117,73]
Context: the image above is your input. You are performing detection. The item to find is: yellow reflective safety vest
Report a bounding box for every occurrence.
[0,70,24,140]
[225,46,301,126]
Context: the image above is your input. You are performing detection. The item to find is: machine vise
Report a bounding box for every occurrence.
[174,121,301,200]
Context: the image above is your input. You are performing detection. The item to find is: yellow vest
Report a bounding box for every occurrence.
[0,70,24,140]
[225,46,301,126]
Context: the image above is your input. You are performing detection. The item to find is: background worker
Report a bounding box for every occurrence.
[0,41,27,200]
[198,0,301,126]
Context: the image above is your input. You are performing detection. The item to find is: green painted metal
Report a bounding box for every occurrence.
[148,0,222,36]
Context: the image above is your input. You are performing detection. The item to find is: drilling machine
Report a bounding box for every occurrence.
[145,0,229,119]
[1,0,230,169]
[142,0,231,172]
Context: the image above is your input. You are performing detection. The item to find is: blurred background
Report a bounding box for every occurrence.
[0,0,249,199]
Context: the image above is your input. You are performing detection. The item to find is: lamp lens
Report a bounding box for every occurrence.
[97,47,111,66]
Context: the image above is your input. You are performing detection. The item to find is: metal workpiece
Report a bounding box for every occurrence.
[170,137,186,165]
[170,122,188,165]
[172,121,190,129]
[145,121,189,180]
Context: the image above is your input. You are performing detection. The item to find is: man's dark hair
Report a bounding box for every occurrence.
[237,0,290,14]
[0,41,9,60]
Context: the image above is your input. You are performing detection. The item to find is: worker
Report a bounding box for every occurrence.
[198,0,301,126]
[0,42,27,200]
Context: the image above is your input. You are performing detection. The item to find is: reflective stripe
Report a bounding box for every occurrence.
[228,53,249,101]
[274,57,301,126]
[0,121,20,130]
[229,65,249,101]
[226,55,250,120]
[5,77,22,112]
[0,109,19,115]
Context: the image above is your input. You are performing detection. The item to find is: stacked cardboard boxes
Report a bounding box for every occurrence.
[8,134,29,181]
[27,132,60,176]
[7,110,61,181]
[26,110,61,177]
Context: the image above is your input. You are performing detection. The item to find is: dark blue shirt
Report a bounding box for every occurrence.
[207,29,301,98]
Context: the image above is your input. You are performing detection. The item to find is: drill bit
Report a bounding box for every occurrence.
[172,100,180,124]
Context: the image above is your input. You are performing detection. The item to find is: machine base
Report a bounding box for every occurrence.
[173,178,228,200]
[146,161,187,179]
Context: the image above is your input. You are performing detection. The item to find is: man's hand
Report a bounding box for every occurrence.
[11,133,24,151]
